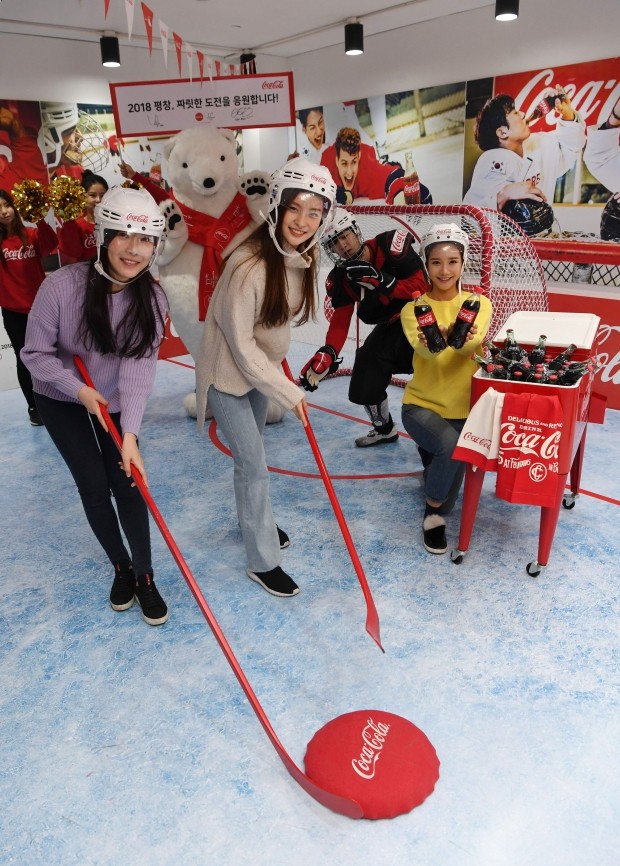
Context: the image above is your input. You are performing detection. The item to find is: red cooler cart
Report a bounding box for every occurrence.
[451,311,602,576]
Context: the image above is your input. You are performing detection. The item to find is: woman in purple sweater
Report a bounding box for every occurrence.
[22,186,169,626]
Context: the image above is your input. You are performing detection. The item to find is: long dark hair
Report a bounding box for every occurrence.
[78,254,166,359]
[0,189,28,249]
[234,207,320,328]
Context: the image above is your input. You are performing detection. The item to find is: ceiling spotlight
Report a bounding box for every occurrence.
[495,0,519,21]
[100,32,121,68]
[345,19,363,56]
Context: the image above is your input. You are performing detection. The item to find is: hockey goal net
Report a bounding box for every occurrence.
[288,203,549,379]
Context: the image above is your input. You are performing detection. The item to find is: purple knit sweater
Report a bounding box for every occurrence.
[21,263,167,436]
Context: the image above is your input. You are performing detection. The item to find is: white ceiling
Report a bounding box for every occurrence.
[0,0,497,60]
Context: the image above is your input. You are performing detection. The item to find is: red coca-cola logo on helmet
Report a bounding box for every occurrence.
[126,213,148,223]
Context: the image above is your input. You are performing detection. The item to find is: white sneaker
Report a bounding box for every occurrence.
[355,426,399,448]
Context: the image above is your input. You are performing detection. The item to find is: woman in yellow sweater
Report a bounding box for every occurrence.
[401,224,492,554]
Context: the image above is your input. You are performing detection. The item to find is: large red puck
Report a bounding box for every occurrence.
[304,709,439,819]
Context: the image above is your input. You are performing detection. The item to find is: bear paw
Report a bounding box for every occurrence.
[158,200,189,265]
[238,171,270,199]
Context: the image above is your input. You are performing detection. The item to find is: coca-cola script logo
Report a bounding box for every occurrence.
[498,418,562,469]
[351,717,391,780]
[262,80,284,90]
[390,230,406,255]
[125,213,148,224]
[501,65,620,129]
[463,431,492,449]
[2,245,36,261]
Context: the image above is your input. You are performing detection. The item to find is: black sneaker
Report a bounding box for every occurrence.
[277,526,290,549]
[355,426,398,447]
[246,566,299,597]
[28,406,44,427]
[423,514,447,554]
[110,562,136,611]
[134,572,169,625]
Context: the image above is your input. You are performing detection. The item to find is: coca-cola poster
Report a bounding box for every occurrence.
[464,57,620,238]
[294,83,466,207]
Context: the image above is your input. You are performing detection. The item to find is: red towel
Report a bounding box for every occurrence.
[496,391,564,507]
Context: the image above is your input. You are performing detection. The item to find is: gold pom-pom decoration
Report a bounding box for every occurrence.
[48,176,87,221]
[11,179,50,224]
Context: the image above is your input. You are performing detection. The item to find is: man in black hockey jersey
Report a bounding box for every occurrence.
[300,208,428,447]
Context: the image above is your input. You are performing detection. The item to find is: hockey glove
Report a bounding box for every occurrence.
[300,345,341,392]
[341,260,397,295]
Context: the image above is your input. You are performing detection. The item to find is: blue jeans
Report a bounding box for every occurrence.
[401,403,466,513]
[208,386,280,572]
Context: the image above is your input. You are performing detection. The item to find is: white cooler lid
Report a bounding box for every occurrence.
[493,311,600,350]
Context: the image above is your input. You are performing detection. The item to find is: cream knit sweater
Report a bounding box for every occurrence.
[195,241,312,431]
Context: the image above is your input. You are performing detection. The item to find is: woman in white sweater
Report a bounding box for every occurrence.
[196,158,336,597]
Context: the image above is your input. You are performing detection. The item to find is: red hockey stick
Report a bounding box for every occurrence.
[73,355,363,819]
[282,359,383,652]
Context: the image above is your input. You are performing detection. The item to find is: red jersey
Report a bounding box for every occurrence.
[321,142,401,203]
[324,230,427,354]
[0,127,49,191]
[58,217,97,265]
[0,221,58,314]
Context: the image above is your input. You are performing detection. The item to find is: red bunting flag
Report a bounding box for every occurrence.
[104,0,111,17]
[173,32,183,76]
[141,3,154,55]
[215,59,221,76]
[185,43,194,81]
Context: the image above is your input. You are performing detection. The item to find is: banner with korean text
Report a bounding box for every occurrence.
[110,73,295,138]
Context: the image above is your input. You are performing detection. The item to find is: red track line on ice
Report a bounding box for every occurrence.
[571,487,620,507]
[208,421,421,480]
[73,355,363,820]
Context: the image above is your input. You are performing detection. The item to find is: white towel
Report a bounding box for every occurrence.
[452,387,505,471]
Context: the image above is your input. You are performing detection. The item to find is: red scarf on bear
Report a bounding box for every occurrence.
[171,191,252,320]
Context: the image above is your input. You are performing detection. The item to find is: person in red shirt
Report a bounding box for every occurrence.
[300,208,427,446]
[0,103,49,191]
[0,188,58,425]
[321,127,431,205]
[57,171,109,265]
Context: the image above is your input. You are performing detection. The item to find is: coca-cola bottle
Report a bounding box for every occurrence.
[491,365,510,380]
[528,334,548,366]
[471,353,494,373]
[557,362,590,386]
[402,151,421,205]
[503,329,525,361]
[447,292,481,349]
[525,88,566,124]
[414,297,447,353]
[495,353,532,379]
[548,343,577,370]
[483,338,501,359]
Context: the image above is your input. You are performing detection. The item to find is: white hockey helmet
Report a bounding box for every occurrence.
[94,186,166,282]
[420,223,469,267]
[41,102,80,168]
[264,157,337,256]
[321,207,365,264]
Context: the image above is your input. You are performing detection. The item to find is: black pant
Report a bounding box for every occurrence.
[348,318,414,407]
[35,393,152,575]
[2,308,35,410]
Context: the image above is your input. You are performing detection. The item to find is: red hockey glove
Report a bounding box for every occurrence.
[300,345,341,392]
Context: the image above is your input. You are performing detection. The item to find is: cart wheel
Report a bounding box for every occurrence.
[562,493,577,509]
[450,549,465,564]
[526,561,543,578]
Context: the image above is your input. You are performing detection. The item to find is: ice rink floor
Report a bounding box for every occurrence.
[1,353,618,866]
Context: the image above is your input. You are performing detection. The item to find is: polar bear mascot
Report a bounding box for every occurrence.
[141,126,284,422]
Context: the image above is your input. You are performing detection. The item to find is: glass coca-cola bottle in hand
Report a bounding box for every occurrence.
[414,297,447,354]
[447,292,481,349]
[525,87,567,124]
